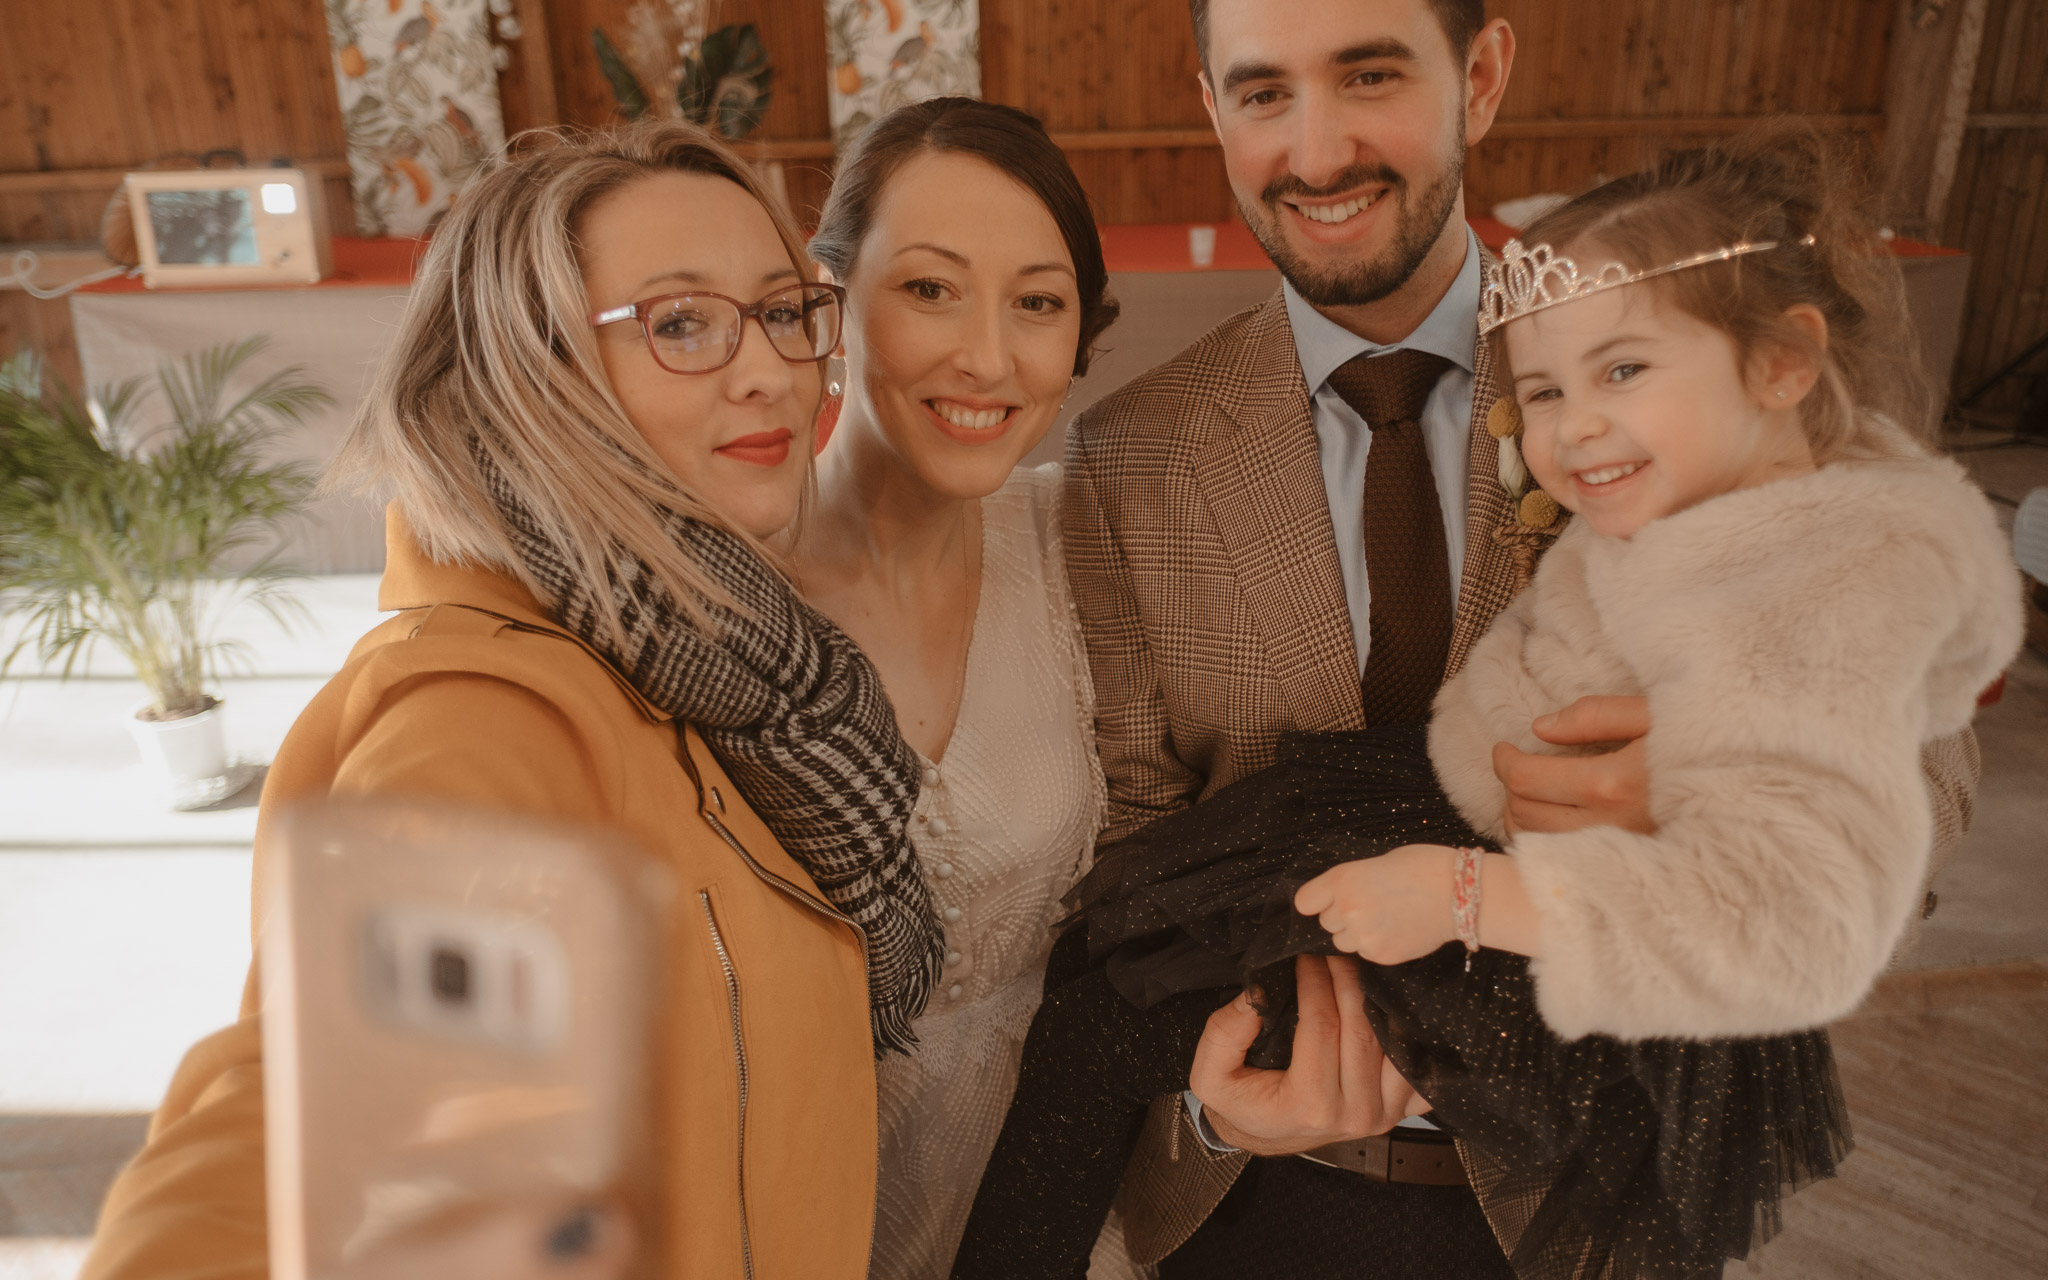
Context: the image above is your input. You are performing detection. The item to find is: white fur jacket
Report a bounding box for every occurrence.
[1429,452,2022,1042]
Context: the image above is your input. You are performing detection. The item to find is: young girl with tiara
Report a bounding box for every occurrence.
[950,130,2023,1280]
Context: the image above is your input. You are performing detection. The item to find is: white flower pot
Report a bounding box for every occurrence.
[129,697,234,809]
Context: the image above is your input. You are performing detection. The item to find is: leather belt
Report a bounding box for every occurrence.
[1300,1128,1468,1186]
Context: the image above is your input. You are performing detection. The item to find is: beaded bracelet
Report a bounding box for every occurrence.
[1451,847,1484,971]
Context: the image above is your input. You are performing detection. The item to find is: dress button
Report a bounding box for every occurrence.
[948,984,963,1000]
[935,861,954,879]
[929,817,951,837]
[923,765,940,787]
[943,906,963,923]
[945,950,962,966]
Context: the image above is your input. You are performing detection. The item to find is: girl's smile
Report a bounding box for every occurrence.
[1503,276,1821,539]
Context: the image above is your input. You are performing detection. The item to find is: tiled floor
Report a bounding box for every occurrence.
[0,1118,150,1238]
[2,446,2045,1278]
[0,1243,88,1280]
[0,579,384,1275]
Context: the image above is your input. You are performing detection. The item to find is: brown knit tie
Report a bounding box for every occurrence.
[1327,348,1454,725]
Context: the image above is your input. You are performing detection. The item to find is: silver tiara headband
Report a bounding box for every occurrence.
[1478,234,1816,336]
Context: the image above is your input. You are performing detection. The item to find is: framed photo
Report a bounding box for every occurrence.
[125,168,334,288]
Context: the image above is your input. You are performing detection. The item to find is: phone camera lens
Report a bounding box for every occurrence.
[547,1208,599,1258]
[430,945,471,1005]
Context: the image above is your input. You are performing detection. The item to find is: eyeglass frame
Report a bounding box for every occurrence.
[588,282,847,375]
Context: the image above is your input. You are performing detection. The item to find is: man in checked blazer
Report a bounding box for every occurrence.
[1063,0,1982,1276]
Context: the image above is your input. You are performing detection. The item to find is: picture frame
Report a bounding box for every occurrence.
[124,167,334,289]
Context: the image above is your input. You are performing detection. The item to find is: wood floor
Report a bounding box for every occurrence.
[1739,958,2048,1279]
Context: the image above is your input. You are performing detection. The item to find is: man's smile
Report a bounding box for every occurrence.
[1282,187,1391,225]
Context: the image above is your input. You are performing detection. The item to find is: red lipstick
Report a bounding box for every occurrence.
[716,428,794,468]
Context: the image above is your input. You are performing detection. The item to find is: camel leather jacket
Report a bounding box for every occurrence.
[80,508,879,1280]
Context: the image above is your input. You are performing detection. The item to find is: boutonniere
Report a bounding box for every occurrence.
[1485,396,1565,587]
[1486,396,1565,531]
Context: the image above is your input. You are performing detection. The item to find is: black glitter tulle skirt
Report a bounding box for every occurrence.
[1066,723,1850,1279]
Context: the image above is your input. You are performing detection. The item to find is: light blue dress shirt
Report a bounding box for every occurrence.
[1186,235,1482,1148]
[1286,230,1481,673]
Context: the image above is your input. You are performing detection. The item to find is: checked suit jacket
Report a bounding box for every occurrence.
[1061,285,1982,1276]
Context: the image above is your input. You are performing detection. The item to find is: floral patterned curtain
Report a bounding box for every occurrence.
[324,0,508,237]
[825,0,981,149]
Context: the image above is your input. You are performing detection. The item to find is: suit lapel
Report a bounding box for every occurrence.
[1448,300,1524,677]
[1192,295,1367,733]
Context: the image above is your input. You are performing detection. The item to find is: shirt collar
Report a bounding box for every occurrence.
[1283,228,1481,395]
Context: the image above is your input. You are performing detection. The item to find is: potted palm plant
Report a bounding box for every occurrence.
[0,339,328,808]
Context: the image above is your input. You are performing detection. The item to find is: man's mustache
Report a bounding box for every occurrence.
[1259,165,1406,207]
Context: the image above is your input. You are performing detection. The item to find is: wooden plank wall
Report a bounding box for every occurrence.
[0,0,349,244]
[532,0,1901,225]
[1469,0,1892,213]
[1941,0,2048,412]
[538,0,845,223]
[0,0,1913,235]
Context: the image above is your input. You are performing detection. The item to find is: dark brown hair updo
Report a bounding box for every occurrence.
[810,97,1120,377]
[1510,123,1934,463]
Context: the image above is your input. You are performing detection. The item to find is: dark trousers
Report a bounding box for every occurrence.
[1158,1155,1517,1280]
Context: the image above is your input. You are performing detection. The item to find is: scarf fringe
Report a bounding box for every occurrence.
[872,931,951,1058]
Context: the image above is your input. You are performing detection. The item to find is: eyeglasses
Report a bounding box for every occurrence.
[589,282,846,375]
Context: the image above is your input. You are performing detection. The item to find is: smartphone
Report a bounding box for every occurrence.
[259,797,670,1280]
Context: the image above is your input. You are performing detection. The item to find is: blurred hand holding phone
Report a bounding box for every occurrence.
[259,798,671,1280]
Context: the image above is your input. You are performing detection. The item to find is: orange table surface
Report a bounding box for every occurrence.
[75,235,425,293]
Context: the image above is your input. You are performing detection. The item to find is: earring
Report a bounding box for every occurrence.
[816,356,847,447]
[1775,389,1786,399]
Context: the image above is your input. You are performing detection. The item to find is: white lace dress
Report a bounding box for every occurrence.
[869,465,1129,1279]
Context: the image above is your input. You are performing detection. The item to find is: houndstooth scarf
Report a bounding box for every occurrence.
[475,443,943,1056]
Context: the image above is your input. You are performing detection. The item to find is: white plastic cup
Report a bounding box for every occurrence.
[1188,224,1218,268]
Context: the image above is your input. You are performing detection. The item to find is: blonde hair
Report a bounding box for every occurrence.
[327,119,815,644]
[1508,124,1934,464]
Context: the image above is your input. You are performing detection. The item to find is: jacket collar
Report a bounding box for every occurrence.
[1193,295,1366,732]
[375,504,673,725]
[377,503,552,620]
[1194,249,1523,722]
[1282,228,1483,393]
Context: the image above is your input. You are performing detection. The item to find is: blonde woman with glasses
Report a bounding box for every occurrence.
[80,121,941,1280]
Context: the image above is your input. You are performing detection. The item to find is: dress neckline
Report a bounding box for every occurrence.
[914,495,995,770]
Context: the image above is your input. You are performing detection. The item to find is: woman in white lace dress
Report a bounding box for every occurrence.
[797,99,1133,1279]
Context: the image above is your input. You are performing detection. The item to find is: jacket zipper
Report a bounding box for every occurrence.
[702,811,866,952]
[699,809,877,1264]
[698,892,755,1280]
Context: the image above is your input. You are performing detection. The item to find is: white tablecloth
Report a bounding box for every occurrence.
[71,285,410,573]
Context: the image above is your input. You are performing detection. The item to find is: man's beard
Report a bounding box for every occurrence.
[1240,136,1466,309]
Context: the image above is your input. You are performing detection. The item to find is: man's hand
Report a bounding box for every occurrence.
[1493,694,1655,836]
[1189,954,1428,1156]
